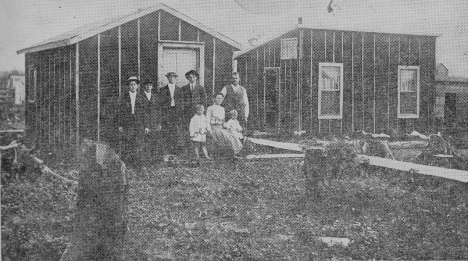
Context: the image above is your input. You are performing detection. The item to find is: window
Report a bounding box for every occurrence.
[280,38,298,59]
[318,63,343,119]
[398,66,420,118]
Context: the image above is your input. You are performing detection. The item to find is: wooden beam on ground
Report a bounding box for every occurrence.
[245,154,304,160]
[0,130,24,133]
[360,155,468,183]
[248,138,306,152]
[250,138,468,183]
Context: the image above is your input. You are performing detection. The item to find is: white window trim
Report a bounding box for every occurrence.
[397,65,420,119]
[280,38,298,60]
[318,62,343,119]
[157,41,205,86]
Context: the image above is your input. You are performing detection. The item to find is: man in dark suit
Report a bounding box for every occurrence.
[117,76,142,167]
[180,70,207,126]
[136,80,161,166]
[157,72,182,155]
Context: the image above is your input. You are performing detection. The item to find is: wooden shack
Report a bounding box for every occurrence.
[234,24,438,136]
[17,3,241,149]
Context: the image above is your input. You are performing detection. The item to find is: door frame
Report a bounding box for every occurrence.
[157,40,205,86]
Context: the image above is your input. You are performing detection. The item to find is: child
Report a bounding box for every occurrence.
[189,104,211,159]
[225,109,243,142]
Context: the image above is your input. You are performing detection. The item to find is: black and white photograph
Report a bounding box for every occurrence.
[1,0,467,259]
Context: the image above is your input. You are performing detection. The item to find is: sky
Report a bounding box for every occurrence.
[0,0,467,76]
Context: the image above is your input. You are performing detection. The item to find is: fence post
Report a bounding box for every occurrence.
[303,148,326,200]
[61,140,128,261]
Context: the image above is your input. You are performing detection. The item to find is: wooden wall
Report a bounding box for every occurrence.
[24,45,77,150]
[26,9,237,149]
[236,28,436,136]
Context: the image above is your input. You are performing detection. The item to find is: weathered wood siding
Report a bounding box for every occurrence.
[236,28,436,135]
[24,45,77,150]
[25,9,238,150]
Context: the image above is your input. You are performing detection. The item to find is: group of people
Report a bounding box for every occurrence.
[116,70,249,168]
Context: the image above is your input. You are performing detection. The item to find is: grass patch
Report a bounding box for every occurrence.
[124,160,468,260]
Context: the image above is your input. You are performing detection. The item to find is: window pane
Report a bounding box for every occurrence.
[400,69,417,92]
[321,91,340,115]
[281,38,297,59]
[400,92,417,114]
[321,66,340,90]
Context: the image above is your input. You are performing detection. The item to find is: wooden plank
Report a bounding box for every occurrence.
[0,129,24,133]
[245,154,304,160]
[361,155,468,183]
[248,138,304,152]
[75,43,80,150]
[97,33,101,142]
[251,138,468,183]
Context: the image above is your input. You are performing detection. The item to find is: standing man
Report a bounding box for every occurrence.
[180,70,207,131]
[221,71,249,127]
[118,76,142,167]
[137,80,161,165]
[158,72,182,155]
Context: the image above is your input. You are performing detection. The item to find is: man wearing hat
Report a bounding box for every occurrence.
[180,70,207,134]
[118,76,143,167]
[136,80,161,165]
[157,72,182,155]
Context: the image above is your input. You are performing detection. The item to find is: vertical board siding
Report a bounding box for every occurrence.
[140,12,159,85]
[388,35,400,133]
[312,30,326,134]
[353,32,364,131]
[121,20,138,84]
[199,31,214,94]
[331,31,343,134]
[363,33,374,133]
[159,10,179,41]
[180,21,198,42]
[420,37,436,132]
[100,27,119,143]
[342,32,353,134]
[375,34,389,133]
[398,35,409,132]
[302,30,312,133]
[79,35,98,140]
[215,40,234,93]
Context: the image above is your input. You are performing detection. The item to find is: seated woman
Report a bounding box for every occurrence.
[206,93,243,157]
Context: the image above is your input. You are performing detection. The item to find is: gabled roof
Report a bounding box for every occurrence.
[17,3,242,54]
[234,23,440,59]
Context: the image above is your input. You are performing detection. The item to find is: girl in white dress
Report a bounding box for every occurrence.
[206,94,243,157]
[189,104,211,159]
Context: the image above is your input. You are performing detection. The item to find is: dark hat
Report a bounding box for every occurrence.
[127,76,140,84]
[142,80,154,85]
[165,72,178,77]
[185,70,199,78]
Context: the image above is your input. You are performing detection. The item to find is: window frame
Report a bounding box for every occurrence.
[397,65,420,119]
[318,62,344,119]
[280,38,298,60]
[27,68,37,103]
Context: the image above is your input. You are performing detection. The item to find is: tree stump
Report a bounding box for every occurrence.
[61,140,128,261]
[303,148,326,200]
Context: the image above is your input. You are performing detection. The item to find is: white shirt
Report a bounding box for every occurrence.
[168,83,176,106]
[220,84,250,119]
[129,91,137,114]
[144,91,151,101]
[190,83,195,91]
